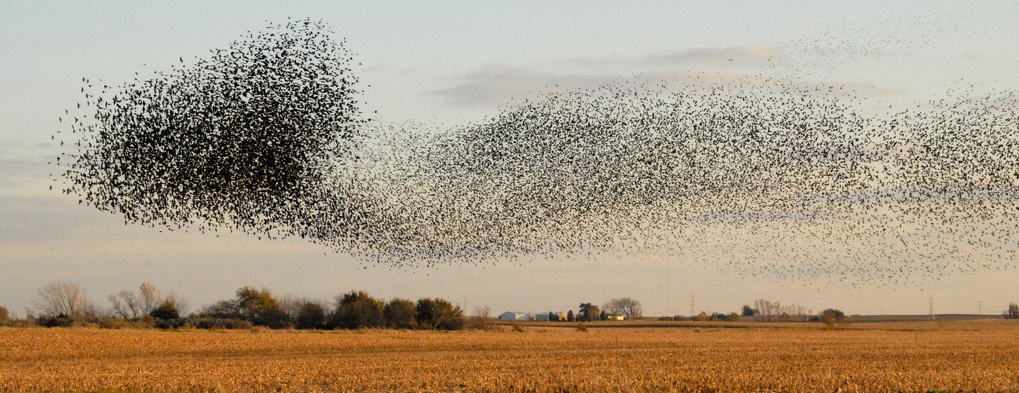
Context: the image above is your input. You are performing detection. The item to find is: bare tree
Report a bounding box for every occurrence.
[754,299,811,322]
[471,306,491,329]
[139,282,160,315]
[36,281,88,317]
[276,294,305,324]
[109,290,142,319]
[604,297,642,320]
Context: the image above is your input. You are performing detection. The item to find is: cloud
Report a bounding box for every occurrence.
[569,44,785,69]
[432,64,616,107]
[433,64,903,108]
[0,155,53,192]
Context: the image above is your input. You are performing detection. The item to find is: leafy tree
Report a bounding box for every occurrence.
[199,299,241,319]
[579,303,592,321]
[385,298,417,329]
[296,302,327,329]
[415,298,463,330]
[578,303,602,321]
[741,305,757,317]
[150,300,180,320]
[820,308,847,322]
[236,287,289,328]
[332,290,384,329]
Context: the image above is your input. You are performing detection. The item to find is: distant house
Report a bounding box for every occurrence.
[535,312,567,321]
[499,312,534,321]
[604,314,625,321]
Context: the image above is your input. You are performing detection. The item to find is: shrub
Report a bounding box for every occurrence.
[332,291,385,329]
[384,298,417,329]
[95,317,128,329]
[187,317,253,330]
[150,300,180,320]
[296,302,327,330]
[820,309,847,323]
[36,314,77,327]
[416,298,464,330]
[155,318,187,330]
[823,315,837,330]
[577,323,588,333]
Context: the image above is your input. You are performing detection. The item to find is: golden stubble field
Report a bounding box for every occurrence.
[3,320,1019,392]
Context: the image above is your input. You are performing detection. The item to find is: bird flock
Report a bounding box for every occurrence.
[53,19,1019,286]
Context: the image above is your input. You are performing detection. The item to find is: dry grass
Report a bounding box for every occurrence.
[3,321,1019,392]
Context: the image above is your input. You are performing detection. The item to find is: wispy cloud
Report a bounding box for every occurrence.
[432,64,616,107]
[570,44,785,68]
[433,63,903,108]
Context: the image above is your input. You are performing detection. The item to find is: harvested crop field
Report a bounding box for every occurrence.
[3,321,1019,392]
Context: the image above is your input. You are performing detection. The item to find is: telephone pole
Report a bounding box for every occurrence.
[691,293,696,317]
[929,295,935,321]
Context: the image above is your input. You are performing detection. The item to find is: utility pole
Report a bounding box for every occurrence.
[929,295,935,321]
[691,293,696,317]
[464,295,469,315]
[666,259,670,319]
[978,301,982,315]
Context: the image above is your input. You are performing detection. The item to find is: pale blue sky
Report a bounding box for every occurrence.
[2,1,1018,318]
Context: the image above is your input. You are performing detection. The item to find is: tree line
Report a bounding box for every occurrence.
[0,281,465,330]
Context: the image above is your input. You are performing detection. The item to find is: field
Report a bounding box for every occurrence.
[3,320,1019,392]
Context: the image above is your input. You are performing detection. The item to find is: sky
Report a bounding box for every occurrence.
[3,1,1019,319]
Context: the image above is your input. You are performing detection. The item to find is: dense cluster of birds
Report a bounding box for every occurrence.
[53,19,1019,286]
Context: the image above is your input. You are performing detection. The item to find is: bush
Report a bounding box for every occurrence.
[820,309,847,323]
[155,318,187,330]
[823,315,837,330]
[187,317,253,330]
[577,323,588,333]
[95,317,128,329]
[36,315,78,327]
[296,302,327,329]
[150,300,180,320]
[384,298,417,329]
[331,291,385,329]
[416,298,464,330]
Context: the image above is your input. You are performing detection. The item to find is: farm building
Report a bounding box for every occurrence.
[499,312,534,321]
[535,312,569,321]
